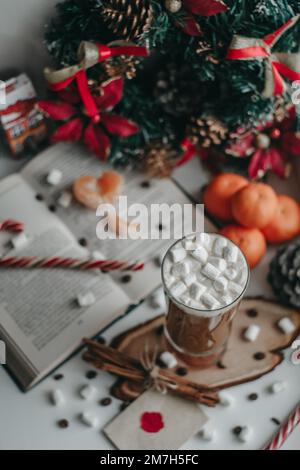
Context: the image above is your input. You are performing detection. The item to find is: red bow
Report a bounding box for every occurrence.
[227,15,300,96]
[44,41,148,122]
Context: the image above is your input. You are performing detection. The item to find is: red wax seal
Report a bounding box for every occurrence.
[140,412,164,433]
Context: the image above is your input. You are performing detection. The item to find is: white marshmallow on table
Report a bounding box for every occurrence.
[11,232,29,250]
[171,261,190,278]
[183,272,197,287]
[77,292,96,308]
[238,426,252,443]
[219,391,234,407]
[277,317,296,334]
[244,325,261,342]
[149,290,166,309]
[213,237,227,256]
[159,351,178,369]
[189,282,206,301]
[170,247,187,263]
[213,276,228,293]
[79,384,96,400]
[202,263,220,281]
[80,412,99,428]
[224,267,237,281]
[223,244,239,264]
[47,169,62,186]
[201,292,219,309]
[58,190,72,208]
[191,246,208,265]
[91,250,105,260]
[200,427,216,442]
[269,381,287,394]
[228,281,242,297]
[170,281,187,298]
[50,389,65,406]
[208,256,227,272]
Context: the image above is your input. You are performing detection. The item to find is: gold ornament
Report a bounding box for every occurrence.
[143,142,178,178]
[187,116,228,148]
[164,0,182,13]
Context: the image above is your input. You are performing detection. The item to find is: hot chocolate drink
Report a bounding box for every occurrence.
[162,233,249,367]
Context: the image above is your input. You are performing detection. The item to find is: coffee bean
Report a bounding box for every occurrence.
[53,373,64,381]
[100,397,112,407]
[86,370,97,380]
[35,194,44,201]
[233,426,242,436]
[254,352,265,361]
[121,275,132,284]
[97,336,106,345]
[216,360,226,369]
[57,419,69,429]
[246,308,258,318]
[48,205,57,213]
[176,367,188,376]
[141,181,150,189]
[78,238,88,247]
[271,417,281,426]
[248,393,258,401]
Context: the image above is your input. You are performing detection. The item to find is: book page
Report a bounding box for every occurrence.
[0,175,130,388]
[22,143,212,303]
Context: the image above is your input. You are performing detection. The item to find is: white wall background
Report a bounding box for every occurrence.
[0,0,58,92]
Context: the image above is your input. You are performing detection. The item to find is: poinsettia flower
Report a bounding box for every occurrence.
[174,0,228,36]
[38,77,139,160]
[225,110,300,179]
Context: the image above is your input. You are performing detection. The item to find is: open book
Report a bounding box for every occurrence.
[0,143,213,391]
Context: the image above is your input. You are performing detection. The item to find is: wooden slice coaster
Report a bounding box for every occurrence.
[110,298,300,402]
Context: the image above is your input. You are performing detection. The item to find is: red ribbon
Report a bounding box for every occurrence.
[47,43,148,123]
[176,138,198,167]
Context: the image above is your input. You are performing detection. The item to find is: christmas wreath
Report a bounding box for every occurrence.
[40,0,300,177]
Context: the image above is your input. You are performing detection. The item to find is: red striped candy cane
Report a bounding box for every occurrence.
[264,404,300,450]
[0,219,24,233]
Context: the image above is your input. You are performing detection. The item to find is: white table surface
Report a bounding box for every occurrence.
[0,147,299,450]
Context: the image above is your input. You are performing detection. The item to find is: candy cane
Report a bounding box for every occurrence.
[0,256,144,272]
[0,220,24,233]
[264,404,300,450]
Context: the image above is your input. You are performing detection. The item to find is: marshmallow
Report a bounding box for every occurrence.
[244,325,260,342]
[182,239,197,251]
[149,290,166,309]
[192,246,208,265]
[200,427,216,442]
[201,292,219,309]
[58,190,72,208]
[170,247,187,263]
[172,261,190,278]
[202,263,220,281]
[80,412,99,428]
[163,258,172,272]
[159,351,178,369]
[269,381,287,394]
[223,244,239,264]
[219,294,233,306]
[11,232,29,250]
[183,272,197,287]
[228,281,242,297]
[170,281,186,298]
[196,233,212,249]
[224,267,237,281]
[47,169,62,186]
[91,250,105,260]
[180,293,192,305]
[238,426,252,443]
[50,389,65,406]
[219,392,234,407]
[163,274,176,288]
[213,237,227,256]
[235,268,248,286]
[77,292,96,308]
[213,276,228,293]
[79,384,96,400]
[277,317,296,334]
[190,282,206,301]
[208,256,227,272]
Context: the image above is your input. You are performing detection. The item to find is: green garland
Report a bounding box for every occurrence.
[45,0,300,166]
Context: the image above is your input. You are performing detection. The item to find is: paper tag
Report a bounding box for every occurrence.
[104,389,208,450]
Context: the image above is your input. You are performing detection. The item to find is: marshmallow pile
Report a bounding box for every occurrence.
[162,233,248,313]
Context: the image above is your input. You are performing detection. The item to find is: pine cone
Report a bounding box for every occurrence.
[186,115,228,148]
[102,0,153,40]
[103,56,139,79]
[268,243,300,308]
[143,142,178,178]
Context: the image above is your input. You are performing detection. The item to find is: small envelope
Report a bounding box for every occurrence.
[104,389,208,450]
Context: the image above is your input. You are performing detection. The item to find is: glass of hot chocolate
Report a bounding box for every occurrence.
[162,232,250,367]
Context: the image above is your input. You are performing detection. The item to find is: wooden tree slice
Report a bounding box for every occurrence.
[110,298,300,401]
